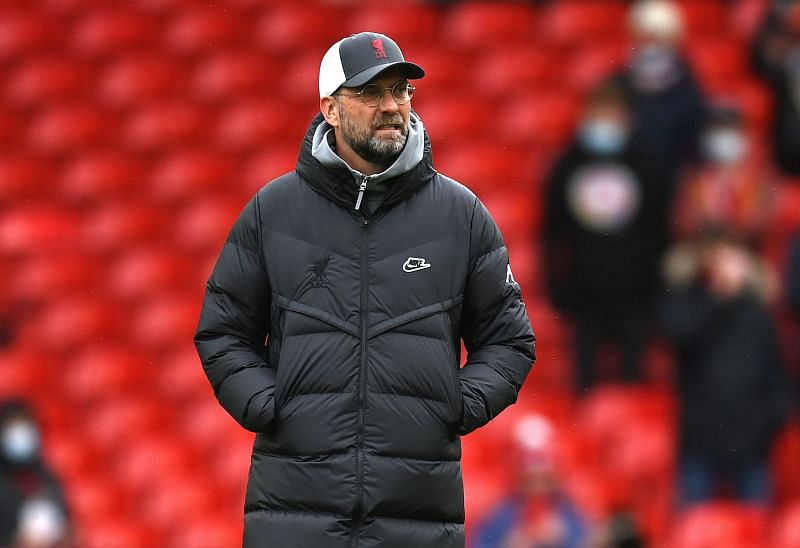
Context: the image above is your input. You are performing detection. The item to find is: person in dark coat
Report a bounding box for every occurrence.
[752,0,800,177]
[660,230,791,505]
[0,400,70,547]
[194,32,536,548]
[609,0,709,204]
[542,82,666,391]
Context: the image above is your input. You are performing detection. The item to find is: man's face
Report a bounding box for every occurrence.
[334,70,412,166]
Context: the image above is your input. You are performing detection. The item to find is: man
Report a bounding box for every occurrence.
[609,0,708,204]
[542,82,665,391]
[194,32,535,547]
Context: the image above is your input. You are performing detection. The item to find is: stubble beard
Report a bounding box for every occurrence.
[338,104,408,166]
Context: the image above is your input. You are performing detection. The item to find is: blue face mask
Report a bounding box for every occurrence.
[579,119,628,156]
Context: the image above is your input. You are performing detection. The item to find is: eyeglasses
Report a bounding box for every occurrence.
[335,81,415,108]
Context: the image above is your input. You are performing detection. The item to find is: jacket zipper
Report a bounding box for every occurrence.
[352,215,369,546]
[443,313,462,421]
[354,175,369,210]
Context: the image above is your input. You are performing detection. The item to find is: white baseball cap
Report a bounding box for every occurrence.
[319,32,425,98]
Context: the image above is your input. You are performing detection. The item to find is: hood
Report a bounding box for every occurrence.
[296,111,436,213]
[311,111,426,188]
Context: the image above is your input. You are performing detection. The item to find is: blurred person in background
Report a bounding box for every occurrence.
[542,81,666,392]
[0,400,70,547]
[660,229,792,505]
[753,0,800,177]
[672,104,775,245]
[472,414,588,548]
[610,0,709,204]
[194,32,534,547]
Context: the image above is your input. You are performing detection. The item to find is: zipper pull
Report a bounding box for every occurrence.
[354,176,368,210]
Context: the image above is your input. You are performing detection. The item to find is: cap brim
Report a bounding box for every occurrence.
[342,61,425,89]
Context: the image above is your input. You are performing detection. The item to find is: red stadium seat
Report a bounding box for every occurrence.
[207,431,254,498]
[81,396,167,454]
[771,184,800,238]
[122,101,207,151]
[0,153,52,202]
[243,145,300,194]
[81,201,170,253]
[149,149,237,201]
[17,295,121,353]
[162,7,243,56]
[5,57,92,107]
[96,55,187,107]
[27,105,114,154]
[9,253,97,305]
[564,41,628,94]
[445,2,537,51]
[75,518,153,548]
[413,96,493,148]
[69,8,158,57]
[113,435,197,494]
[180,398,243,451]
[771,501,800,548]
[0,347,49,399]
[214,97,304,153]
[136,473,216,531]
[667,502,767,547]
[471,45,563,99]
[0,10,61,59]
[191,50,277,103]
[59,151,146,202]
[463,468,509,529]
[404,49,467,95]
[62,470,122,525]
[0,206,79,256]
[686,38,749,92]
[166,513,242,548]
[62,343,148,406]
[772,421,800,502]
[43,431,99,483]
[107,247,195,300]
[282,51,326,107]
[675,0,726,37]
[253,4,349,55]
[129,294,202,351]
[172,195,243,253]
[498,91,580,148]
[0,109,19,149]
[434,142,534,198]
[154,344,213,405]
[348,4,441,46]
[480,192,538,245]
[539,0,627,49]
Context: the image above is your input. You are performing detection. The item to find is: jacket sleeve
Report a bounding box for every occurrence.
[457,198,536,435]
[194,195,276,432]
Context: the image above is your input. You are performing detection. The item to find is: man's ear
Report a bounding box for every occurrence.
[320,96,339,127]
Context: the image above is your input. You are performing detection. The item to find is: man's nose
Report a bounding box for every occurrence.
[377,89,400,111]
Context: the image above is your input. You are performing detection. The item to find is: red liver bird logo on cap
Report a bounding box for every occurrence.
[372,39,388,59]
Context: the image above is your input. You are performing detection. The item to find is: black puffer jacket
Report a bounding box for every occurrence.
[194,114,535,547]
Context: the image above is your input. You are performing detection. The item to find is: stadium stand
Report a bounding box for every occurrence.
[0,0,797,545]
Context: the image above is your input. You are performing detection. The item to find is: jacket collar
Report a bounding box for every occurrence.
[295,112,436,213]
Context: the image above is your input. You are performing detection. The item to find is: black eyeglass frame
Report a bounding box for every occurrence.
[333,80,416,108]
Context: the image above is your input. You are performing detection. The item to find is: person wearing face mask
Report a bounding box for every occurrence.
[673,105,775,245]
[753,0,800,176]
[0,400,70,547]
[542,82,667,392]
[608,0,709,205]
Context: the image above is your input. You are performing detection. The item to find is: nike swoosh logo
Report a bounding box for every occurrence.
[403,257,431,273]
